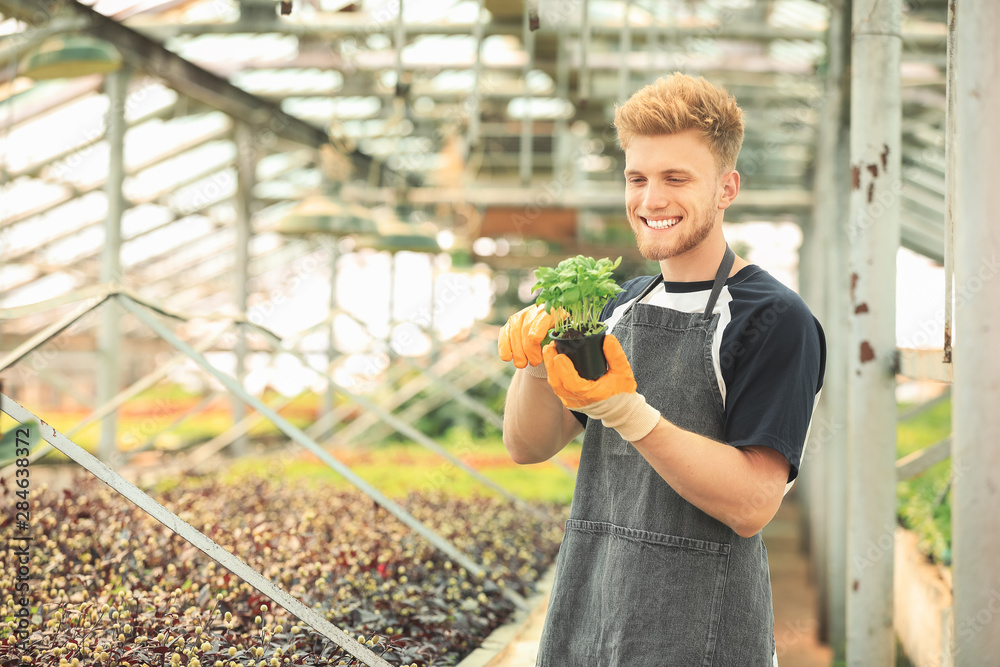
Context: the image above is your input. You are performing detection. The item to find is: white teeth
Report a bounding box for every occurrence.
[644,217,680,230]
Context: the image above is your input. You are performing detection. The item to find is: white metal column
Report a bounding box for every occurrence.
[845,0,901,664]
[952,0,1000,663]
[232,122,255,457]
[821,1,852,657]
[97,65,130,463]
[519,0,535,185]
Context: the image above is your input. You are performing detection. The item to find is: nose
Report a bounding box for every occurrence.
[641,180,671,213]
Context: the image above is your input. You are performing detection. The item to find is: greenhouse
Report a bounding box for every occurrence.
[1,0,997,665]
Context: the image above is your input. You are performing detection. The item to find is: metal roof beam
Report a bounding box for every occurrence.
[340,184,813,213]
[0,0,329,146]
[0,0,404,184]
[130,16,945,50]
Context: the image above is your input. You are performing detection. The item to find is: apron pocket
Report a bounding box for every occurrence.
[542,519,731,667]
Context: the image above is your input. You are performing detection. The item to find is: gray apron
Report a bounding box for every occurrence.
[536,247,776,666]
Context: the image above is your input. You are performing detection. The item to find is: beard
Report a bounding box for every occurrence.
[630,205,716,261]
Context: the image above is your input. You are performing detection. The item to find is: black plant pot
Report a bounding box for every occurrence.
[552,325,608,380]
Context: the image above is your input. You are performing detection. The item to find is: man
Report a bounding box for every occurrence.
[498,73,826,666]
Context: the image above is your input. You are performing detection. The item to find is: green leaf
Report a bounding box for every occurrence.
[531,255,623,332]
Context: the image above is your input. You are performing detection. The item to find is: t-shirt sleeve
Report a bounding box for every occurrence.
[722,296,826,482]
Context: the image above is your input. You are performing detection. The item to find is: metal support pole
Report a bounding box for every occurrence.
[97,65,130,464]
[821,1,852,657]
[952,0,1000,663]
[579,0,590,104]
[387,251,396,337]
[845,1,901,664]
[554,31,571,181]
[0,393,392,667]
[325,242,339,427]
[942,0,957,364]
[394,0,405,97]
[519,0,535,186]
[799,211,828,630]
[466,0,485,149]
[618,0,632,102]
[232,121,255,457]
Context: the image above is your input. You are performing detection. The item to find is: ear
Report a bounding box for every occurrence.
[717,169,740,210]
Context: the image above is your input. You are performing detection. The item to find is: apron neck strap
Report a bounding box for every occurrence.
[702,244,735,319]
[622,244,736,320]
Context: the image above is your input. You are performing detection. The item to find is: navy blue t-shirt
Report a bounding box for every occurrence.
[573,264,826,482]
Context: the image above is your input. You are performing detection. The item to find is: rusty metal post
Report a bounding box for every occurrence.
[951,0,1000,663]
[845,1,901,664]
[942,0,957,365]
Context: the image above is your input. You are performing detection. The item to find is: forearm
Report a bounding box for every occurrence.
[631,419,789,538]
[502,369,583,464]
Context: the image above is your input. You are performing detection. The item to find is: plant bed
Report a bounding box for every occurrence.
[896,396,952,565]
[0,471,567,666]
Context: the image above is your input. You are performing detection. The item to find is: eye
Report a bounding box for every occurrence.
[627,177,646,184]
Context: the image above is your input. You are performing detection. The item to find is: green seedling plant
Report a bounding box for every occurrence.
[532,255,623,338]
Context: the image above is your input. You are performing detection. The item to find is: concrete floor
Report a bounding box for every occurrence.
[481,493,833,667]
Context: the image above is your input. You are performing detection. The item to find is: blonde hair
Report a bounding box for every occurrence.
[613,73,745,172]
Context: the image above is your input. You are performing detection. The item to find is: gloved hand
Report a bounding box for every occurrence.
[498,304,555,377]
[543,335,662,443]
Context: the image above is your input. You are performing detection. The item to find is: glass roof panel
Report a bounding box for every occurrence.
[6,191,106,259]
[166,166,237,217]
[403,35,477,66]
[166,32,299,65]
[768,0,828,30]
[43,224,106,266]
[281,96,382,121]
[1,93,107,173]
[0,177,69,224]
[1,271,79,309]
[230,68,345,96]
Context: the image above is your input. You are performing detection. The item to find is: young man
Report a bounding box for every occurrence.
[498,73,826,665]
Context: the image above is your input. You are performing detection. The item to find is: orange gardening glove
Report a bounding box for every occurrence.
[543,335,662,443]
[498,304,555,377]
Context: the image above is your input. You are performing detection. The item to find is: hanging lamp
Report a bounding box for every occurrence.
[20,34,122,80]
[354,219,442,254]
[276,195,378,237]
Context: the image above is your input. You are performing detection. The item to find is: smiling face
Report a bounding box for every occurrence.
[624,130,740,279]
